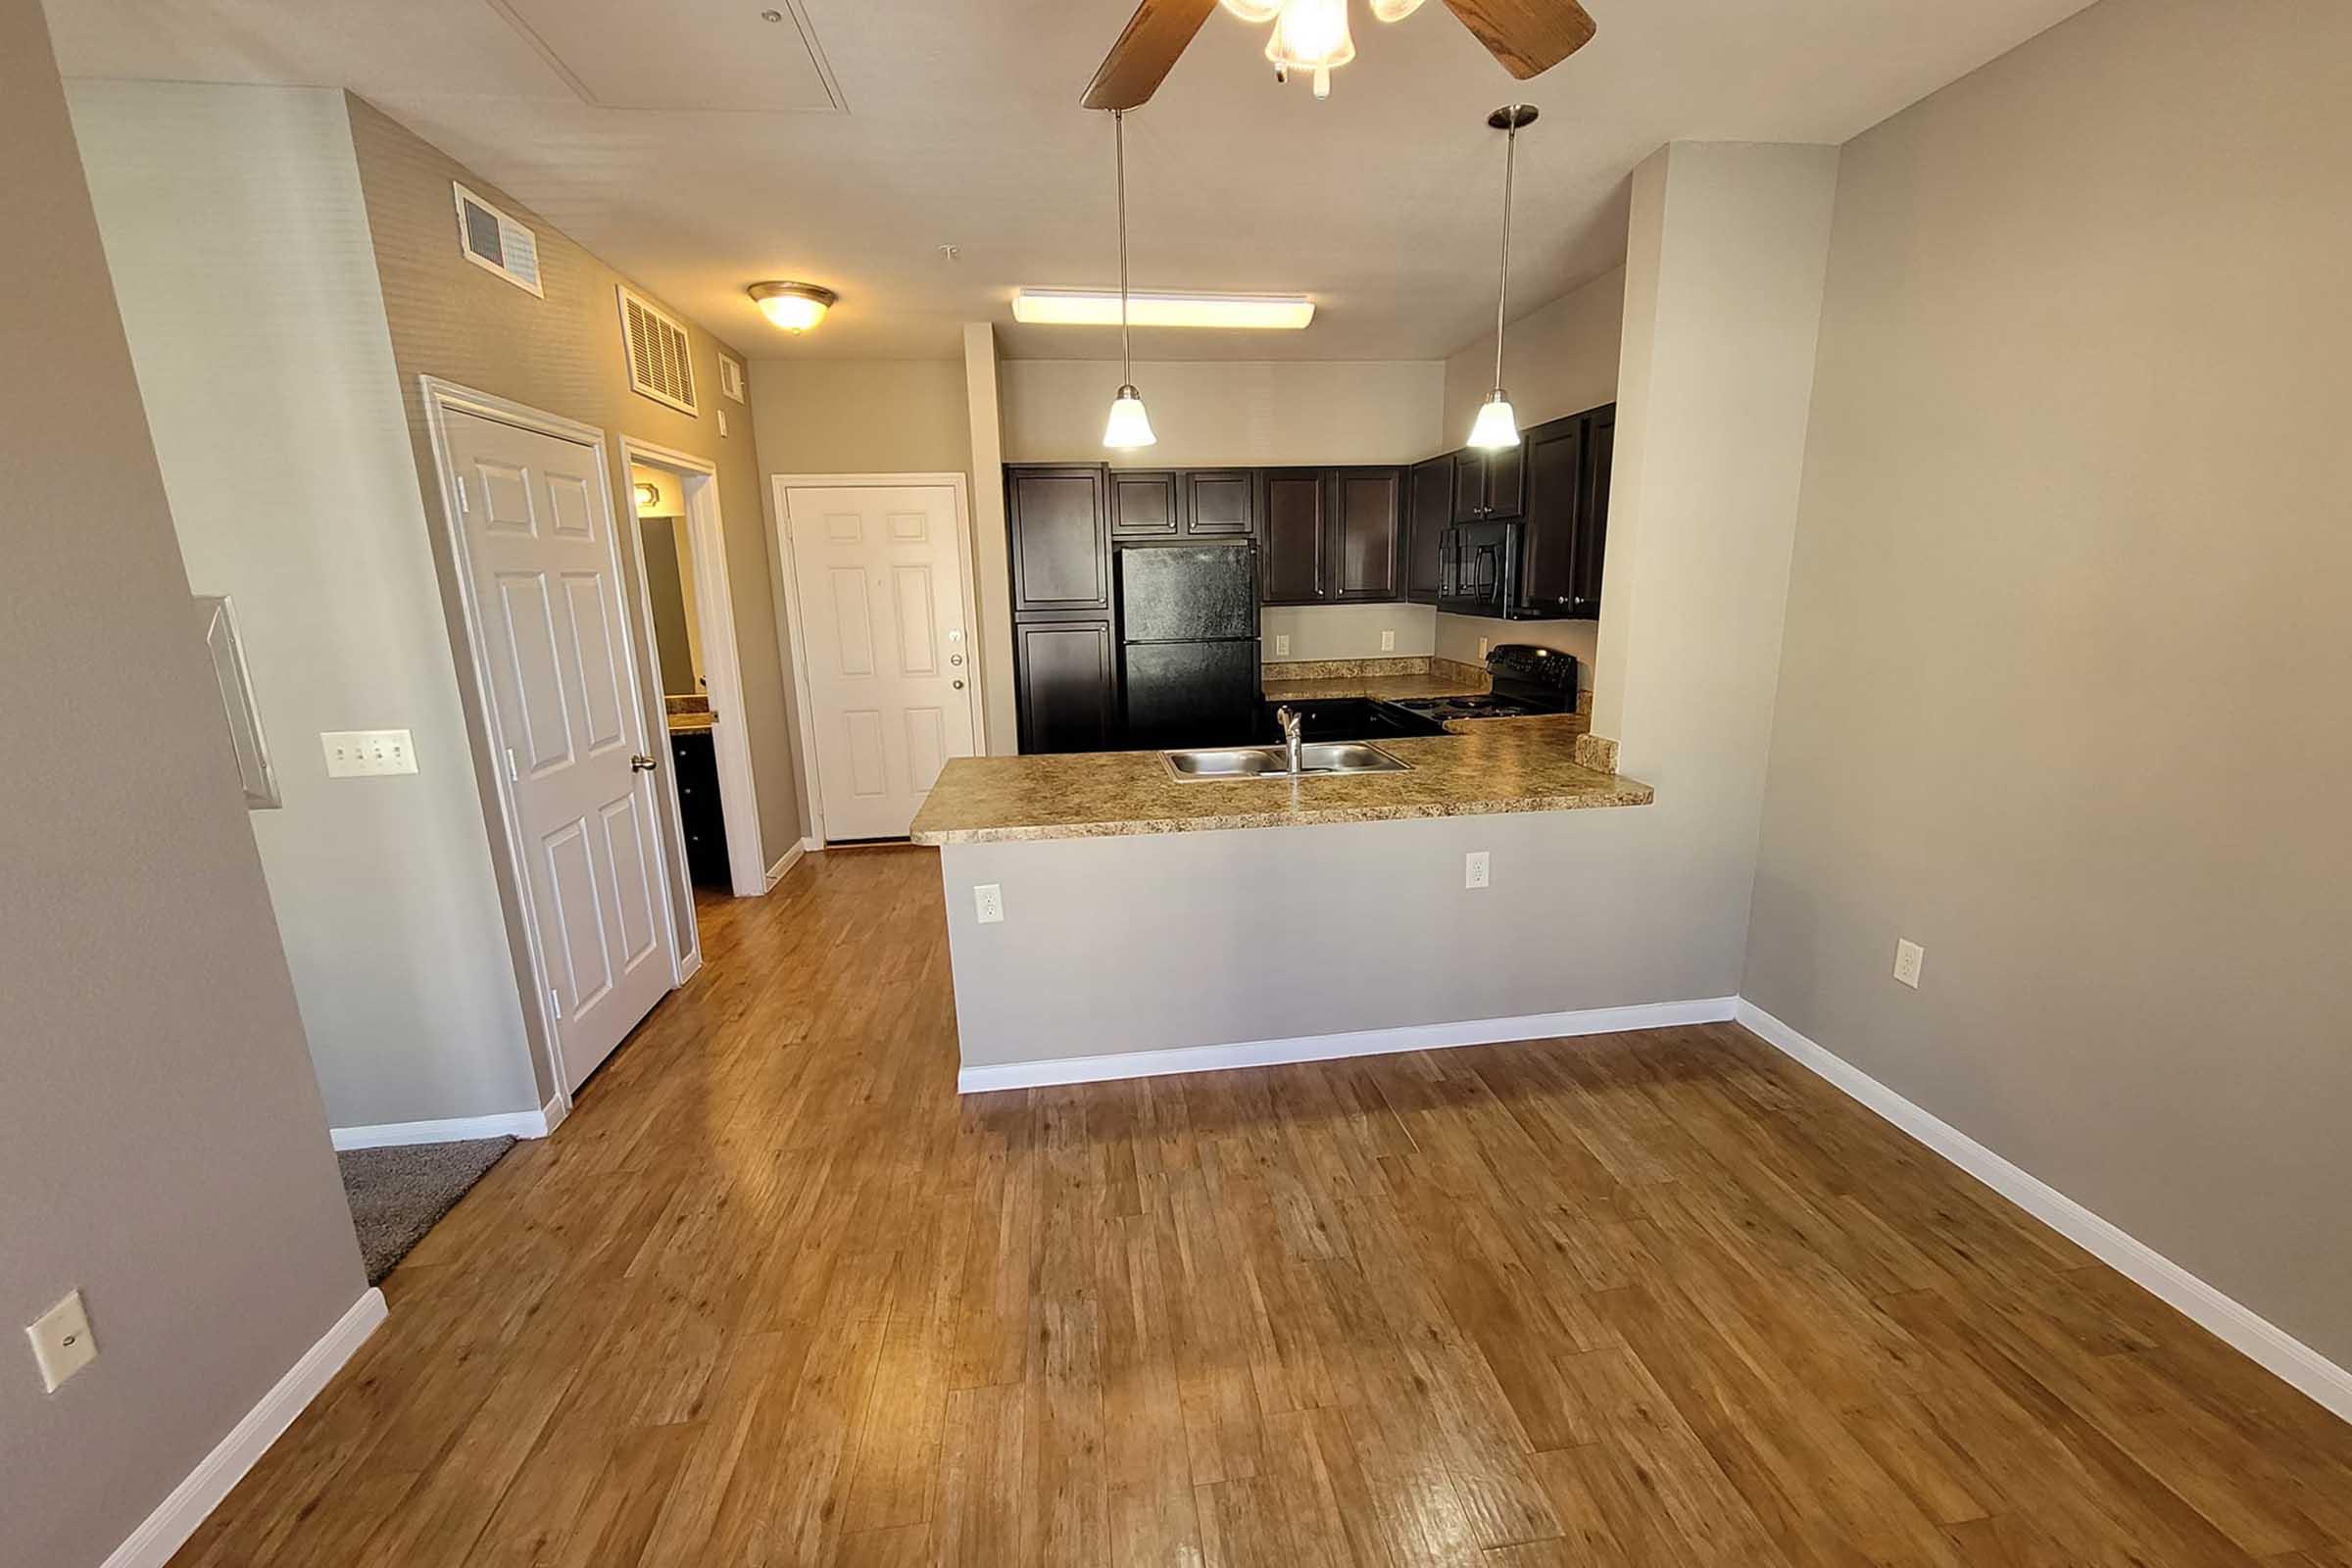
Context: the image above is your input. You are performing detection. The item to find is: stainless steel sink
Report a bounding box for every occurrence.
[1164,742,1410,780]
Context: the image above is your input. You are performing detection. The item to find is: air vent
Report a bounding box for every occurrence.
[452,182,542,297]
[617,284,698,415]
[717,355,747,404]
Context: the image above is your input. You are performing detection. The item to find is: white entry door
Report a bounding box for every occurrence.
[446,409,673,1092]
[782,484,978,840]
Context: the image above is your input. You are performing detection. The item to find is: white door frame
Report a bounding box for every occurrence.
[622,438,766,903]
[769,471,983,847]
[420,376,686,1119]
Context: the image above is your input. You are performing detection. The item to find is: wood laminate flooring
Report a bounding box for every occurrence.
[173,843,2352,1566]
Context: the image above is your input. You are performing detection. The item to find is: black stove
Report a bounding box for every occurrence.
[1391,644,1582,723]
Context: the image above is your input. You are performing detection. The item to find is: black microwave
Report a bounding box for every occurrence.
[1440,520,1570,619]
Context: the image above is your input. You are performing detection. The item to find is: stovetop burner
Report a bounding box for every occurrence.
[1389,644,1582,724]
[1392,693,1546,722]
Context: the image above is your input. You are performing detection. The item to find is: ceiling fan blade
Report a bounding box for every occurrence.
[1082,0,1221,110]
[1441,0,1596,80]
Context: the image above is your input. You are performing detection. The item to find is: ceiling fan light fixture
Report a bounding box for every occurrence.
[1265,0,1354,80]
[1368,0,1427,21]
[749,280,836,332]
[1219,0,1281,22]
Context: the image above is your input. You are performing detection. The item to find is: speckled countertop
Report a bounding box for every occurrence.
[666,712,716,735]
[909,713,1647,845]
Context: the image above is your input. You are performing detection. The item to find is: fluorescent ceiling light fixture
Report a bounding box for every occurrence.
[1013,288,1315,330]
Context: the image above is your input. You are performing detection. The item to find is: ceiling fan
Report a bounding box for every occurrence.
[1082,0,1596,107]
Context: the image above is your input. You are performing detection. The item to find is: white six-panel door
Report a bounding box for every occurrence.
[445,409,672,1092]
[782,484,977,840]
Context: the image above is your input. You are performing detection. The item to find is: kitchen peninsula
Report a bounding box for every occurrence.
[910,671,1657,1090]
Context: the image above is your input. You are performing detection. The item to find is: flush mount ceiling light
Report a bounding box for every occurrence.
[748,280,836,333]
[1101,109,1157,451]
[1082,0,1594,109]
[1011,288,1314,330]
[1467,103,1534,451]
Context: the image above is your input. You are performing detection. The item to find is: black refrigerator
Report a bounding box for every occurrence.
[1115,544,1261,750]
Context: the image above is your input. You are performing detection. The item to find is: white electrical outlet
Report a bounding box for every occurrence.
[973,884,1004,924]
[1274,633,1291,658]
[1464,851,1491,890]
[1477,637,1490,659]
[1893,938,1925,989]
[321,729,417,778]
[26,1290,97,1393]
[1381,629,1396,652]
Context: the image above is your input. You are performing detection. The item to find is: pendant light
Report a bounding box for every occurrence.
[1468,104,1537,451]
[1102,108,1157,450]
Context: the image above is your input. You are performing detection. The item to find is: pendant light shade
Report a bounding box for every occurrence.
[1102,109,1157,450]
[1104,386,1158,448]
[1468,104,1537,450]
[1468,391,1521,450]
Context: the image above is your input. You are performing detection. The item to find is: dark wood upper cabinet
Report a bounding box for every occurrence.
[1107,469,1180,538]
[1329,467,1402,602]
[1452,445,1525,522]
[1007,466,1110,612]
[1572,405,1614,616]
[1519,416,1585,612]
[1405,455,1452,604]
[1013,619,1116,754]
[1258,469,1327,604]
[1181,469,1255,536]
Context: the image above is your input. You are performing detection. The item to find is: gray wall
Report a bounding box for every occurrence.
[70,79,542,1128]
[1744,0,2352,1366]
[0,5,368,1561]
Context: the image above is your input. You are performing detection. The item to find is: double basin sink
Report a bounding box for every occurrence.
[1165,742,1410,780]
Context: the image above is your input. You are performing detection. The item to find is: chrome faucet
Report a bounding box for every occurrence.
[1276,706,1303,774]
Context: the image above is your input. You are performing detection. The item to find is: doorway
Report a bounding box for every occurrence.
[623,441,767,901]
[772,474,985,843]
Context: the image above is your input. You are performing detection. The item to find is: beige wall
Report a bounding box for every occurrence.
[1263,603,1438,662]
[1,5,367,1560]
[345,98,804,1093]
[1443,266,1625,441]
[1744,0,2352,1366]
[71,79,541,1128]
[1000,359,1445,466]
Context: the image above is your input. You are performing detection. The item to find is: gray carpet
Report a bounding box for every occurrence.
[337,1137,514,1284]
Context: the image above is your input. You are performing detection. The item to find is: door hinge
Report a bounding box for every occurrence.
[505,747,518,783]
[548,986,563,1021]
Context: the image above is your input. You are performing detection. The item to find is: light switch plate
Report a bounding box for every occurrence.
[973,884,1004,924]
[27,1290,97,1393]
[716,408,730,437]
[1381,629,1396,652]
[1464,851,1491,890]
[321,730,417,778]
[1893,938,1925,989]
[1275,634,1291,657]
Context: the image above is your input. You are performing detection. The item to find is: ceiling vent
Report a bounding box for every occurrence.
[717,355,747,404]
[452,182,542,298]
[618,284,698,416]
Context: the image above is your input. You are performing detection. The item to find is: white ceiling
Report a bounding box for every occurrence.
[47,0,2095,362]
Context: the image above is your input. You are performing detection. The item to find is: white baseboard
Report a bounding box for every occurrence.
[678,949,706,983]
[103,1288,387,1568]
[956,997,1739,1094]
[329,1102,551,1151]
[762,840,806,892]
[1734,1000,2352,1426]
[801,836,821,853]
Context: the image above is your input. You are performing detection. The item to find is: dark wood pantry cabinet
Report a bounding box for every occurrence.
[1012,618,1117,755]
[1007,466,1109,613]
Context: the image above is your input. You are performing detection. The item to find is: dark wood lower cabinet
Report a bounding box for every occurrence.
[668,729,730,886]
[1013,619,1117,754]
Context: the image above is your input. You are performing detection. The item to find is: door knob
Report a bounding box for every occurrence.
[630,754,657,772]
